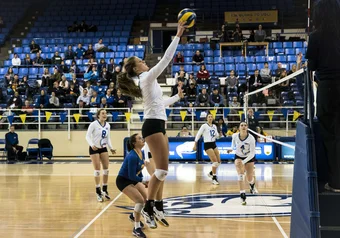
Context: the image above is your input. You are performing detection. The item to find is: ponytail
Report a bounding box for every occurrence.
[117,72,143,98]
[126,133,138,152]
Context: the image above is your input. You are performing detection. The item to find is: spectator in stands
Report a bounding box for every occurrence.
[77,88,90,106]
[105,89,114,106]
[80,81,93,97]
[98,58,107,72]
[67,82,79,106]
[70,60,79,74]
[59,61,69,73]
[75,43,86,59]
[50,67,62,85]
[5,125,24,160]
[226,70,238,93]
[217,118,228,137]
[41,68,51,87]
[12,53,21,66]
[187,73,196,86]
[176,126,192,137]
[7,74,19,90]
[232,28,243,42]
[265,89,280,106]
[94,38,110,52]
[4,67,14,87]
[119,57,127,69]
[175,65,188,78]
[68,21,78,33]
[255,25,266,42]
[275,62,285,78]
[100,67,111,86]
[174,52,184,63]
[288,64,297,75]
[249,92,266,107]
[84,44,95,59]
[36,89,49,109]
[226,125,239,136]
[49,91,60,108]
[248,30,255,42]
[92,81,105,95]
[249,69,263,92]
[193,50,204,64]
[196,65,210,84]
[89,90,100,107]
[195,88,209,107]
[78,20,89,32]
[278,69,289,94]
[71,74,79,88]
[84,65,99,83]
[29,40,41,54]
[65,45,75,60]
[229,96,240,107]
[52,52,62,65]
[99,97,111,109]
[49,81,64,100]
[107,58,115,73]
[108,82,117,96]
[18,75,29,97]
[176,71,188,85]
[33,52,44,66]
[21,100,33,115]
[256,126,269,143]
[59,75,69,91]
[114,89,128,108]
[210,88,224,107]
[7,91,22,109]
[247,108,259,139]
[111,66,121,85]
[260,62,271,83]
[171,80,186,98]
[23,54,33,66]
[186,83,197,102]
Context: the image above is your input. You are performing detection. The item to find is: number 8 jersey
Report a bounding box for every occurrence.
[195,123,220,143]
[86,120,114,150]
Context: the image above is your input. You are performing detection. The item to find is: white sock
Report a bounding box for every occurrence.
[213,174,216,176]
[249,178,254,185]
[240,190,246,194]
[96,184,101,188]
[103,183,108,186]
[134,221,141,229]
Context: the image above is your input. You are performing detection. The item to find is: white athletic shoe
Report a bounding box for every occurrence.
[249,183,258,194]
[208,171,213,179]
[212,176,219,185]
[102,191,111,200]
[240,193,247,205]
[153,207,169,227]
[141,209,157,229]
[97,193,104,202]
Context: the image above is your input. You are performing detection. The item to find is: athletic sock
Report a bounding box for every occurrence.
[240,190,246,194]
[155,200,163,211]
[134,221,141,229]
[102,184,108,192]
[96,187,101,195]
[145,200,155,214]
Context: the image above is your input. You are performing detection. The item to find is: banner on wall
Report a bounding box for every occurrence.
[281,142,295,160]
[224,10,278,23]
[201,141,275,161]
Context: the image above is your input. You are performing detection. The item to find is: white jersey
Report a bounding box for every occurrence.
[231,133,256,160]
[195,123,220,143]
[134,36,180,121]
[86,120,113,150]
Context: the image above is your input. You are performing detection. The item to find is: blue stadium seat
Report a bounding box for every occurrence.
[106,52,115,59]
[125,52,134,57]
[287,55,296,63]
[285,48,295,55]
[214,57,224,63]
[172,65,180,75]
[114,58,122,65]
[205,57,214,63]
[247,64,257,72]
[29,68,39,75]
[245,56,255,63]
[184,57,192,62]
[117,45,126,52]
[184,65,193,73]
[213,50,220,57]
[96,52,105,58]
[255,56,266,63]
[275,48,285,54]
[214,64,224,73]
[295,48,305,55]
[283,42,293,48]
[126,45,135,52]
[193,44,204,51]
[136,45,145,52]
[135,51,144,59]
[276,55,287,63]
[19,68,28,75]
[183,50,193,57]
[115,52,125,58]
[234,56,244,63]
[0,68,7,76]
[203,44,211,50]
[236,64,246,74]
[109,45,117,52]
[177,44,184,51]
[204,50,213,57]
[23,47,30,53]
[293,42,303,48]
[205,64,213,72]
[225,64,234,72]
[13,47,22,54]
[4,60,11,67]
[184,44,194,50]
[193,65,200,72]
[224,57,234,64]
[272,42,283,49]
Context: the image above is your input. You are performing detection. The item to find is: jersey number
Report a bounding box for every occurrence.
[101,130,107,139]
[210,130,215,138]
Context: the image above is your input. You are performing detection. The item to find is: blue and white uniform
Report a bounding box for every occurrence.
[86,120,113,154]
[231,132,256,164]
[195,123,220,151]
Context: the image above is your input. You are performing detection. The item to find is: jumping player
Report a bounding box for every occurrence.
[85,109,116,202]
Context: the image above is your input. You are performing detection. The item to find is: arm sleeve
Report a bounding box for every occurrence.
[85,123,95,147]
[163,94,180,107]
[195,124,205,142]
[143,36,180,83]
[243,137,256,164]
[107,124,113,150]
[128,154,143,182]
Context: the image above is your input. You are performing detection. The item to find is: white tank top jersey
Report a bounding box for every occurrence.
[195,123,220,143]
[85,120,113,150]
[231,132,256,159]
[134,36,180,121]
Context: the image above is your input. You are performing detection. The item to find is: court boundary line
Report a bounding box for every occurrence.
[272,216,289,238]
[218,218,290,224]
[73,192,123,238]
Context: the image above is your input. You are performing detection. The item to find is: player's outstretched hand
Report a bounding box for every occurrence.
[110,149,116,155]
[176,21,186,38]
[192,144,197,151]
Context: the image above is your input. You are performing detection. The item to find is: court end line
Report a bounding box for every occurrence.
[73,192,123,238]
[272,217,288,238]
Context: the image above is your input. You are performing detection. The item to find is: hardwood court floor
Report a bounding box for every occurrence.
[0,163,293,238]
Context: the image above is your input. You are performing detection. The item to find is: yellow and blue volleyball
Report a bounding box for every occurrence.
[178,8,196,28]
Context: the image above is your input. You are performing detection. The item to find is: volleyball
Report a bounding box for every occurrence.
[178,8,196,28]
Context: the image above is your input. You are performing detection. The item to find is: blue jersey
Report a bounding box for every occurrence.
[118,149,145,182]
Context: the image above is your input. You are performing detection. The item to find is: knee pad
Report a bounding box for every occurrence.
[94,170,100,177]
[103,169,109,176]
[238,174,244,181]
[134,203,144,213]
[212,162,220,168]
[154,169,168,181]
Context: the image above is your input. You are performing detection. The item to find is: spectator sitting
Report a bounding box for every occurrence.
[49,81,65,99]
[248,30,255,42]
[226,125,239,136]
[33,52,44,66]
[217,118,228,137]
[92,81,106,95]
[100,97,111,109]
[12,53,21,66]
[233,28,243,42]
[249,92,266,107]
[94,38,110,52]
[105,89,115,105]
[77,88,90,106]
[65,45,75,60]
[195,87,209,107]
[114,89,128,108]
[278,69,289,95]
[79,81,93,97]
[229,96,240,107]
[174,52,184,63]
[186,83,197,102]
[171,80,187,103]
[84,44,95,59]
[23,54,33,66]
[192,50,204,64]
[275,62,285,78]
[67,83,79,106]
[187,73,196,86]
[84,65,99,82]
[100,67,111,86]
[107,58,115,73]
[49,91,60,108]
[175,65,188,78]
[68,21,78,32]
[18,76,29,97]
[265,89,280,106]
[111,66,121,85]
[4,67,14,87]
[50,67,62,85]
[7,91,22,109]
[108,82,117,96]
[210,88,224,107]
[59,60,69,73]
[176,126,192,137]
[256,126,269,143]
[70,60,79,74]
[247,108,259,139]
[78,20,88,32]
[59,75,69,91]
[249,69,263,92]
[29,40,41,53]
[288,64,297,75]
[255,25,266,42]
[196,64,210,84]
[41,68,51,87]
[226,70,238,93]
[5,125,24,160]
[36,89,49,108]
[176,71,188,85]
[75,43,86,59]
[89,90,101,107]
[51,52,62,65]
[70,74,79,88]
[260,62,271,83]
[21,100,34,114]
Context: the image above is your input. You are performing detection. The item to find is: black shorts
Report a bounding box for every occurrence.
[204,142,217,151]
[89,146,108,155]
[116,175,139,192]
[142,119,166,138]
[234,155,256,164]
